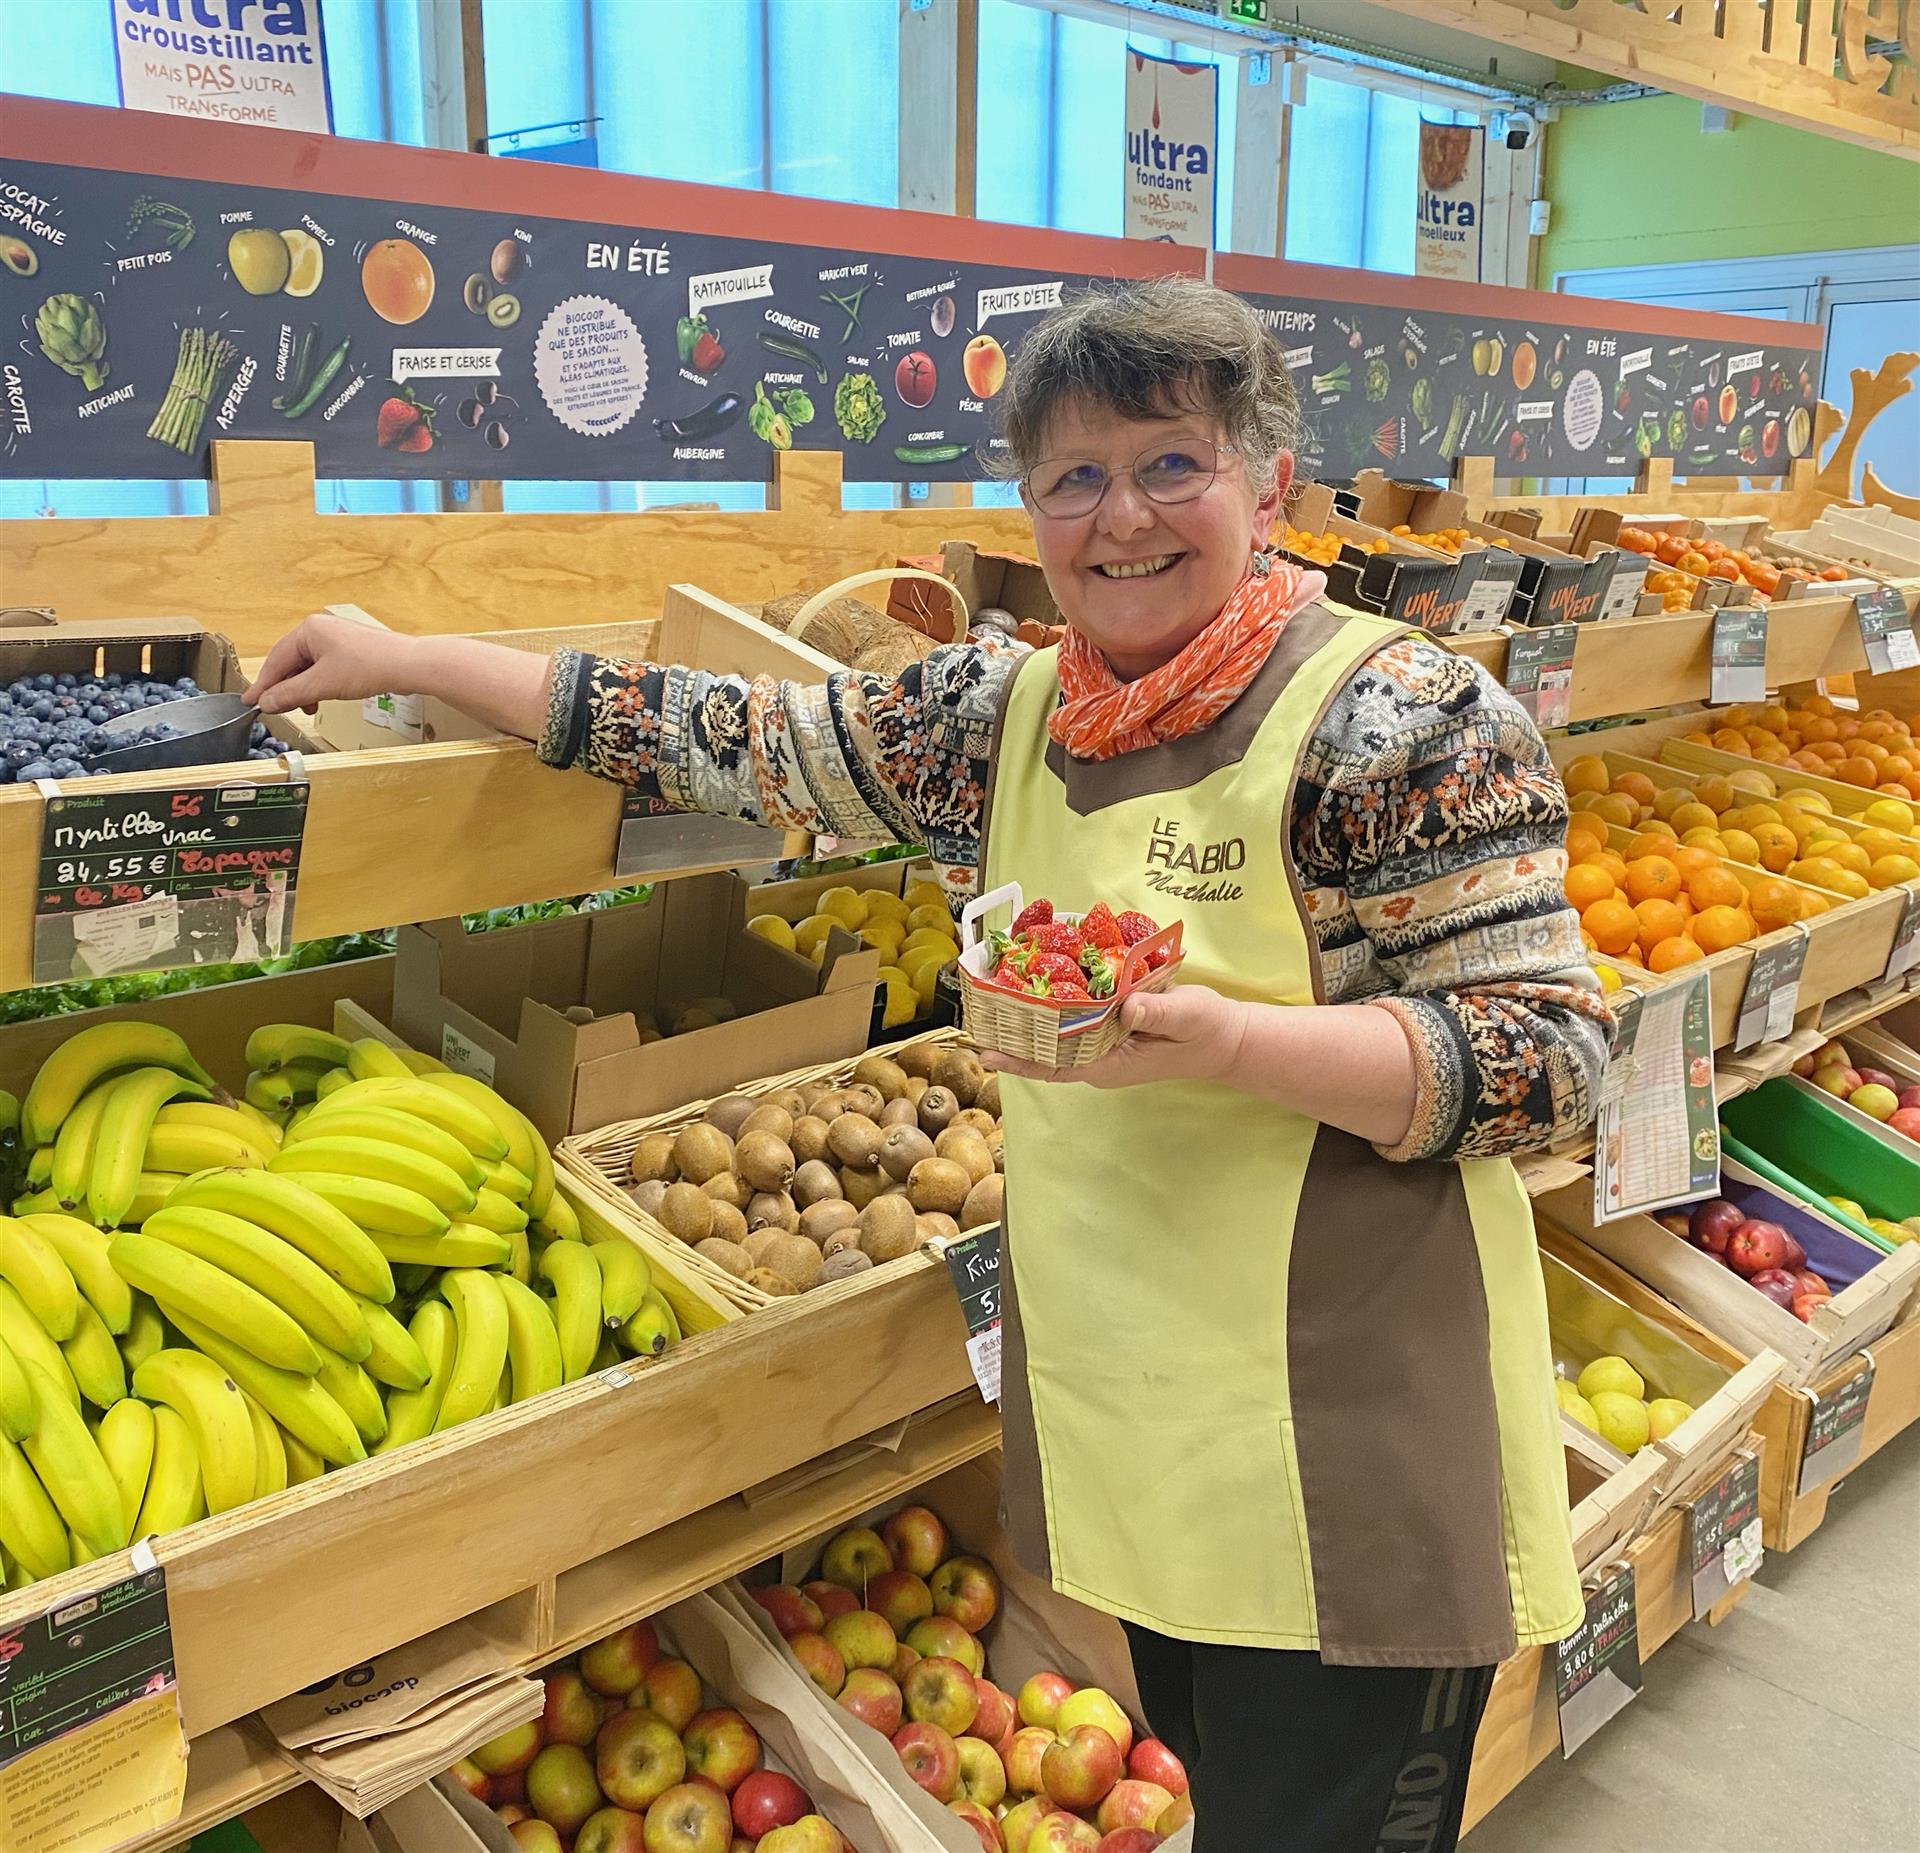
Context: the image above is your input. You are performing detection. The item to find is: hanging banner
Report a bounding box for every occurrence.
[111,0,334,135]
[1415,121,1483,284]
[1123,51,1217,249]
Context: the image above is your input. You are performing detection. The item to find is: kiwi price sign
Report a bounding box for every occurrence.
[940,1223,1002,1405]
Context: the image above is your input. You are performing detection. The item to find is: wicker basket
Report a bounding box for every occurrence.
[557,1028,974,1312]
[957,882,1184,1069]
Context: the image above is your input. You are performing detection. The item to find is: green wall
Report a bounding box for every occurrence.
[1536,95,1918,285]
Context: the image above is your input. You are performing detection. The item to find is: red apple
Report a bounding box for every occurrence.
[1689,1199,1745,1255]
[527,1742,604,1835]
[1728,1219,1790,1276]
[1030,1814,1101,1852]
[955,1733,1008,1808]
[787,1630,846,1697]
[1812,1064,1862,1098]
[1889,1107,1920,1140]
[750,1585,825,1640]
[730,1769,809,1839]
[906,1616,982,1675]
[1096,1781,1175,1835]
[892,1721,962,1801]
[1778,1228,1808,1271]
[1126,1739,1188,1798]
[892,1642,922,1683]
[1792,1268,1832,1297]
[682,1709,760,1794]
[1055,1688,1133,1759]
[582,1622,661,1697]
[881,1505,951,1578]
[473,1721,543,1777]
[755,1820,840,1853]
[509,1822,566,1853]
[1004,1725,1055,1796]
[596,1710,686,1810]
[950,1797,1006,1851]
[1792,1292,1827,1323]
[968,1678,1017,1746]
[575,1805,650,1853]
[1897,1085,1920,1112]
[639,1782,732,1853]
[836,1666,903,1735]
[865,1569,935,1637]
[1790,1052,1817,1078]
[1095,1833,1162,1853]
[1002,1797,1057,1853]
[643,1659,703,1733]
[1155,1794,1194,1836]
[823,1608,897,1673]
[930,1556,1000,1633]
[802,1581,860,1623]
[904,1656,980,1735]
[1748,1266,1802,1308]
[1016,1671,1074,1730]
[1857,1066,1899,1093]
[449,1757,491,1802]
[1043,1725,1125,1811]
[543,1670,608,1747]
[494,1770,529,1808]
[819,1526,893,1593]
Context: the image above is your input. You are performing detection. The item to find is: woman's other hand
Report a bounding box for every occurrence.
[245,611,420,715]
[982,984,1250,1090]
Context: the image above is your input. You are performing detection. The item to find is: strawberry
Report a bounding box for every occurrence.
[1011,898,1055,936]
[989,957,1029,992]
[1081,902,1124,949]
[1029,970,1090,1000]
[1026,952,1087,993]
[1024,921,1087,958]
[1079,944,1123,999]
[375,390,434,452]
[1116,910,1159,946]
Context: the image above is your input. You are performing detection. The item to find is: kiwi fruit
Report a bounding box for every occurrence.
[799,1084,833,1114]
[768,1088,809,1119]
[708,1200,750,1247]
[879,1097,919,1129]
[820,1249,874,1283]
[626,1179,668,1218]
[935,1125,992,1173]
[823,1225,863,1259]
[840,1165,894,1211]
[745,1267,800,1297]
[739,1104,795,1144]
[658,1181,715,1245]
[694,1237,754,1279]
[904,1076,930,1104]
[917,1087,959,1136]
[800,1199,860,1246]
[986,1127,1005,1172]
[842,1084,886,1121]
[916,1212,960,1245]
[974,1074,1002,1119]
[853,1055,909,1102]
[907,1157,971,1215]
[828,1115,884,1170]
[897,1043,940,1081]
[933,1050,983,1105]
[736,1131,797,1194]
[673,1122,734,1185]
[747,1190,800,1234]
[706,1095,759,1140]
[762,1233,823,1290]
[960,1175,1004,1229]
[954,1108,998,1138]
[629,1132,679,1185]
[879,1125,935,1182]
[703,1172,751,1209]
[792,1160,843,1209]
[790,1116,834,1165]
[860,1196,920,1262]
[810,1089,849,1122]
[744,1229,788,1267]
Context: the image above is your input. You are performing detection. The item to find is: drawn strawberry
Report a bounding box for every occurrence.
[375,387,435,452]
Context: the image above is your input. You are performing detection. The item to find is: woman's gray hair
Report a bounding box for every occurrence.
[992,276,1302,497]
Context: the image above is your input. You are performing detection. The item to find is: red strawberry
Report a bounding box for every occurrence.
[1116,910,1158,946]
[1011,898,1055,936]
[989,957,1029,991]
[1025,921,1087,957]
[1081,902,1125,949]
[1145,945,1175,970]
[1026,952,1086,992]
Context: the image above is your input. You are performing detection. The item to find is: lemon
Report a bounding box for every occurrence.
[818,886,868,929]
[793,914,840,958]
[859,922,904,957]
[911,961,942,1009]
[745,913,796,951]
[1577,1355,1645,1402]
[900,941,956,980]
[863,891,911,924]
[908,904,955,935]
[1589,1391,1651,1452]
[903,927,960,958]
[1864,798,1916,832]
[1559,1391,1600,1433]
[1595,963,1622,994]
[1646,1398,1694,1441]
[1781,788,1832,814]
[1826,1195,1867,1222]
[280,227,324,297]
[878,968,919,1028]
[905,880,947,909]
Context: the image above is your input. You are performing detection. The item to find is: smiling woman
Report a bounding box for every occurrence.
[246,275,1610,1853]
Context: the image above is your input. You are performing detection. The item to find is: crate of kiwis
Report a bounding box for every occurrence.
[556,1030,1002,1311]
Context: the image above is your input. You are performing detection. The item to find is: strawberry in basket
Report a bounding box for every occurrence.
[985,898,1171,999]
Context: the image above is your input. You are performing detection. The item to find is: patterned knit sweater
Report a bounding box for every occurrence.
[540,628,1612,1163]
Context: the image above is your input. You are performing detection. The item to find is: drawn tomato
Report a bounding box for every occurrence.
[894,351,937,408]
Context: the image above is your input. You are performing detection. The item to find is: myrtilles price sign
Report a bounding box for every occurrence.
[0,97,1821,488]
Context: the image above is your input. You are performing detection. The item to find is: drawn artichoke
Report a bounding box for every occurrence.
[36,292,110,391]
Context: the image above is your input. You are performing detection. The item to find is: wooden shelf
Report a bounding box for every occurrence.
[129,1722,301,1853]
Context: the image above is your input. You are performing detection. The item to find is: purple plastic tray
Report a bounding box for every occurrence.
[1655,1174,1877,1293]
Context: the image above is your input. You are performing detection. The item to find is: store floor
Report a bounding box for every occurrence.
[1469,1422,1920,1853]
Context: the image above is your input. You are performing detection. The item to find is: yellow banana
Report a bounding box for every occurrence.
[311,1077,507,1159]
[88,1066,212,1229]
[314,1066,354,1100]
[145,1122,274,1175]
[532,1189,581,1243]
[399,1048,448,1075]
[156,1099,282,1149]
[245,1025,352,1075]
[352,1294,430,1390]
[0,1428,70,1580]
[269,1135,475,1218]
[314,1347,386,1445]
[118,1294,167,1376]
[245,1070,298,1115]
[50,1083,113,1209]
[132,1403,204,1541]
[166,1315,365,1468]
[0,1280,80,1408]
[0,1215,80,1339]
[109,1231,322,1375]
[167,1169,393,1301]
[142,1206,372,1363]
[590,1235,651,1327]
[97,1397,155,1534]
[369,1224,509,1268]
[61,1297,128,1407]
[497,1274,563,1405]
[131,1349,257,1514]
[25,1147,51,1188]
[125,1173,185,1225]
[281,1426,326,1484]
[591,1335,622,1374]
[0,1333,36,1442]
[435,1269,510,1432]
[10,1187,60,1216]
[424,1072,538,1174]
[374,1300,456,1454]
[347,1037,416,1082]
[245,1394,288,1497]
[21,1023,214,1149]
[229,1098,287,1147]
[620,1289,680,1358]
[285,1106,485,1190]
[21,1361,129,1557]
[505,1227,532,1285]
[21,1214,132,1334]
[538,1240,602,1383]
[281,1172,448,1241]
[466,1187,528,1235]
[479,1158,533,1201]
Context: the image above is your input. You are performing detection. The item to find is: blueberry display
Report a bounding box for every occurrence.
[0,671,291,777]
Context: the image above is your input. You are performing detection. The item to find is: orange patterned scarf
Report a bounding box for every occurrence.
[1048,556,1326,761]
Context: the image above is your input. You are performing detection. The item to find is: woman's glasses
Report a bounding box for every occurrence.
[1023,437,1238,518]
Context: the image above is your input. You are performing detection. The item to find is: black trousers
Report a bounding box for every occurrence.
[1123,1622,1496,1853]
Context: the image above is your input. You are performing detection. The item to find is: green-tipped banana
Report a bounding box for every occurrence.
[118,1295,167,1376]
[132,1404,204,1541]
[0,1280,80,1408]
[111,1230,322,1375]
[168,1169,393,1301]
[531,1187,579,1243]
[466,1187,528,1235]
[313,1348,385,1445]
[61,1298,127,1407]
[21,1214,132,1334]
[0,1215,80,1339]
[591,1336,622,1374]
[21,1024,214,1149]
[285,1107,485,1191]
[479,1158,533,1201]
[25,1146,52,1189]
[246,1025,353,1075]
[245,1070,297,1115]
[369,1224,509,1269]
[21,1362,129,1558]
[88,1066,211,1229]
[165,1316,364,1469]
[0,1428,71,1580]
[269,1135,475,1218]
[143,1206,371,1363]
[435,1269,510,1432]
[347,1038,416,1083]
[539,1239,602,1383]
[311,1077,506,1159]
[282,1172,448,1242]
[0,1333,36,1442]
[281,1427,326,1485]
[620,1290,680,1358]
[497,1274,563,1405]
[285,1104,315,1135]
[98,1397,155,1534]
[11,1188,59,1217]
[245,1394,288,1497]
[375,1300,456,1454]
[590,1235,651,1327]
[352,1295,430,1390]
[314,1067,354,1101]
[50,1084,112,1209]
[145,1122,274,1175]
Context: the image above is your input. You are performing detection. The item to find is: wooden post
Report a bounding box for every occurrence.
[1230,50,1290,258]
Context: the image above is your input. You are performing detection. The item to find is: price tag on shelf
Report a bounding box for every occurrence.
[1687,1450,1763,1619]
[32,778,307,988]
[1709,606,1769,705]
[1594,965,1719,1223]
[1797,1352,1875,1496]
[1596,558,1650,620]
[937,1223,1002,1405]
[1884,888,1920,984]
[1732,927,1808,1053]
[613,793,787,880]
[1852,587,1918,675]
[1554,1563,1641,1758]
[1505,623,1578,729]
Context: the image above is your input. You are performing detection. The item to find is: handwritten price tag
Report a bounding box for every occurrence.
[1555,1564,1641,1757]
[938,1224,1002,1404]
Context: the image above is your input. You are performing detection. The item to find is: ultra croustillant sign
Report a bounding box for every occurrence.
[110,0,334,133]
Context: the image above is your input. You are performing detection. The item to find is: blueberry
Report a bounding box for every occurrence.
[17,759,52,781]
[30,700,52,722]
[102,671,123,689]
[84,705,107,723]
[249,722,268,744]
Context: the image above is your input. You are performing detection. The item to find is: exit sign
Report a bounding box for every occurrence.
[1229,0,1269,18]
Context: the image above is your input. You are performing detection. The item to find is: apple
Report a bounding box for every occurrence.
[1778,1228,1808,1271]
[968,1678,1017,1746]
[836,1667,903,1735]
[784,1627,846,1696]
[930,1555,1000,1633]
[449,1757,491,1802]
[750,1585,825,1639]
[1889,1107,1920,1141]
[497,1804,531,1826]
[894,351,937,409]
[1792,1268,1832,1297]
[1044,1725,1125,1810]
[575,1806,650,1853]
[639,1782,733,1853]
[955,1733,1008,1808]
[1016,1671,1074,1730]
[907,1616,982,1675]
[1898,1085,1920,1112]
[820,1526,894,1593]
[1055,1688,1133,1759]
[892,1721,962,1801]
[950,1796,1006,1852]
[644,1659,703,1732]
[509,1822,566,1853]
[1096,1781,1174,1835]
[1748,1267,1802,1309]
[905,1656,981,1735]
[865,1569,935,1636]
[1002,1797,1057,1853]
[682,1709,761,1794]
[1792,1292,1827,1322]
[881,1505,950,1578]
[823,1608,897,1673]
[1095,1833,1162,1853]
[473,1721,543,1777]
[596,1710,687,1810]
[1654,1211,1694,1240]
[1126,1739,1188,1798]
[756,1820,841,1853]
[1004,1725,1055,1796]
[582,1622,661,1696]
[892,1642,922,1683]
[1689,1199,1744,1255]
[1727,1219,1790,1276]
[527,1743,605,1835]
[730,1769,809,1839]
[1155,1794,1195,1836]
[1851,1083,1900,1121]
[962,335,1007,401]
[1812,1064,1862,1098]
[494,1771,529,1808]
[1030,1814,1102,1852]
[1857,1066,1899,1093]
[802,1580,860,1623]
[543,1670,607,1747]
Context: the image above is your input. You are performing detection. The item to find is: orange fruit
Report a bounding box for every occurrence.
[1651,786,1698,822]
[1614,944,1646,967]
[1827,841,1872,877]
[1581,896,1640,956]
[1634,898,1687,953]
[1612,771,1658,809]
[1648,937,1706,972]
[1694,775,1736,813]
[1566,863,1618,912]
[1855,826,1908,861]
[1590,793,1640,828]
[1673,845,1720,880]
[1750,823,1799,873]
[1624,855,1682,904]
[1712,730,1753,756]
[1687,865,1747,911]
[1692,905,1754,953]
[1755,704,1789,734]
[1798,892,1830,918]
[1719,828,1760,864]
[1591,851,1629,888]
[1870,853,1920,889]
[1626,827,1678,858]
[1563,755,1610,796]
[1837,756,1879,787]
[1746,877,1800,931]
[1669,802,1720,836]
[1788,856,1846,890]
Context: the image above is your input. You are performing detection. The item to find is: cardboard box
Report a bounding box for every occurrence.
[1478,509,1647,625]
[391,873,879,1142]
[939,539,1064,645]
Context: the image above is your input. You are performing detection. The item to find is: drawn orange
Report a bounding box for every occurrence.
[1649,937,1706,973]
[1581,896,1640,955]
[1624,855,1682,904]
[1565,863,1617,912]
[361,238,436,324]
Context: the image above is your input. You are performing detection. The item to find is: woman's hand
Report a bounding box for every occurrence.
[245,612,423,715]
[981,984,1251,1091]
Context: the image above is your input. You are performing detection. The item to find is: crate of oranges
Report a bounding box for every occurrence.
[1671,697,1920,807]
[1616,527,1855,609]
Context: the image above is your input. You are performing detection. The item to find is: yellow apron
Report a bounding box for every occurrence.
[983,606,1583,1666]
